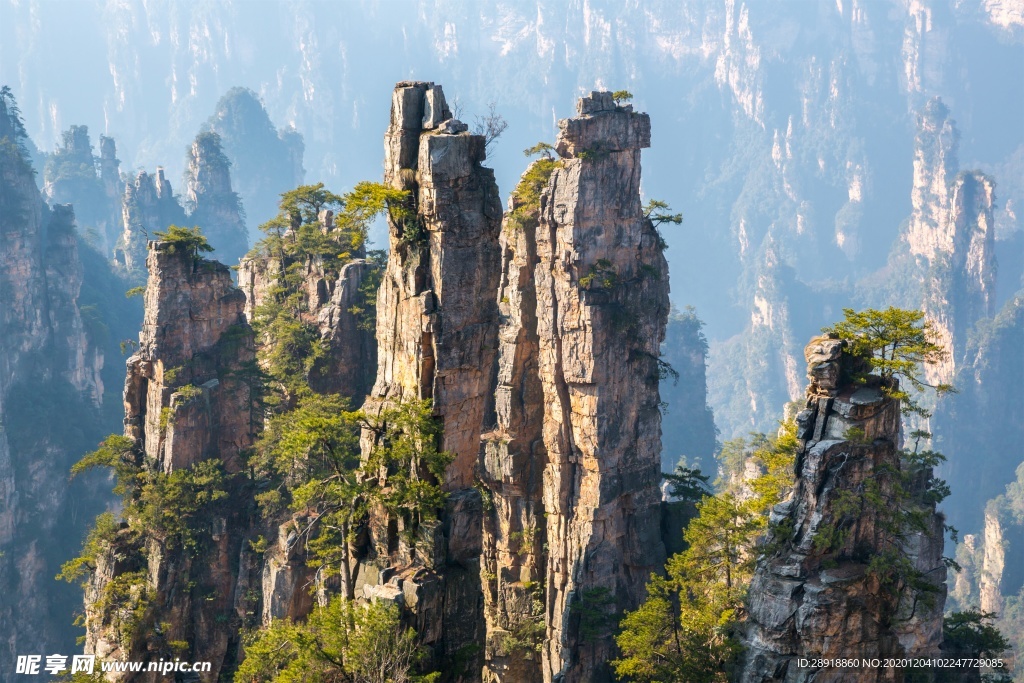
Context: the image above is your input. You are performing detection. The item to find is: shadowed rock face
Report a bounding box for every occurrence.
[535,91,669,683]
[480,160,549,682]
[0,98,103,680]
[737,336,946,683]
[184,131,249,267]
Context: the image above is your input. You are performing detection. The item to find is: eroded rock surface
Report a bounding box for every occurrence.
[737,336,947,683]
[353,80,502,674]
[85,242,256,680]
[480,161,549,683]
[535,91,669,683]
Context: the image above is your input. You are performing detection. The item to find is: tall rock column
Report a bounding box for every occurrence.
[355,81,502,672]
[184,131,249,267]
[738,336,947,683]
[535,92,669,683]
[115,169,186,278]
[904,98,996,385]
[85,242,256,679]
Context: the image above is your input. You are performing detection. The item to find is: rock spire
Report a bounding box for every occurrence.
[737,336,947,683]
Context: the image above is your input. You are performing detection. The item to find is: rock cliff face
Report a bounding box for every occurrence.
[738,336,947,683]
[352,81,502,672]
[122,243,254,473]
[184,131,249,267]
[0,96,105,681]
[533,92,669,683]
[84,242,256,678]
[115,169,187,277]
[903,99,996,386]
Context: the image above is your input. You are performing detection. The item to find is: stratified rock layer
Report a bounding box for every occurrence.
[354,81,502,674]
[738,336,947,683]
[535,91,669,683]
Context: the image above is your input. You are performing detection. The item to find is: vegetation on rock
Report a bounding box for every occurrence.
[613,424,797,682]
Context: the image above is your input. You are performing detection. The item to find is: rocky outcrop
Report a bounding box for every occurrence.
[352,81,502,674]
[534,91,669,683]
[115,169,187,277]
[184,131,248,267]
[738,336,947,683]
[122,242,254,473]
[0,94,106,681]
[238,216,378,402]
[84,241,256,678]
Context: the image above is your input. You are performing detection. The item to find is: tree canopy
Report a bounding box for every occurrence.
[822,306,954,416]
[153,225,214,260]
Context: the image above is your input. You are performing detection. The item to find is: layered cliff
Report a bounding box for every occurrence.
[184,131,249,267]
[83,241,256,678]
[533,92,669,683]
[350,81,502,673]
[738,336,947,682]
[0,91,108,681]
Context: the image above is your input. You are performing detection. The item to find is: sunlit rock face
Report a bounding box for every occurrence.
[84,242,256,680]
[903,98,996,387]
[352,81,502,675]
[530,91,669,683]
[737,336,946,683]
